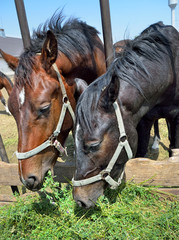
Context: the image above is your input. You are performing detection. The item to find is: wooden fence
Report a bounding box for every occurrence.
[1,156,179,206]
[1,133,179,205]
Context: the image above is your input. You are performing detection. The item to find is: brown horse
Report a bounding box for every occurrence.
[0,71,13,114]
[0,12,106,191]
[113,39,130,55]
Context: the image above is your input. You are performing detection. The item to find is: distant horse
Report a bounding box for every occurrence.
[136,106,176,157]
[0,11,106,191]
[114,40,130,55]
[0,71,13,114]
[72,22,179,208]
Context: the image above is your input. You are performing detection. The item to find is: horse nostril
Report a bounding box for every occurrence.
[76,200,88,208]
[25,175,38,190]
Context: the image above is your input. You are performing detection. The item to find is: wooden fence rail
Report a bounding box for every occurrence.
[0,144,179,206]
[0,156,179,188]
[0,134,19,195]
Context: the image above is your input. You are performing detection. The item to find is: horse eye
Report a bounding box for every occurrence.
[84,141,101,154]
[38,104,51,117]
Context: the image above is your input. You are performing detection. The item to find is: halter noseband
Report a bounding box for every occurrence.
[72,101,133,189]
[16,63,75,160]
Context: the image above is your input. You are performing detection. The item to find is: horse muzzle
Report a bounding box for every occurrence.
[20,174,43,191]
[73,181,105,208]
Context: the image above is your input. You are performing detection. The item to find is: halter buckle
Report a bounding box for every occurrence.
[48,135,68,156]
[53,139,68,156]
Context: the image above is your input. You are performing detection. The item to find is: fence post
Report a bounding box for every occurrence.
[0,134,19,194]
[0,135,9,163]
[14,0,31,49]
[99,0,114,68]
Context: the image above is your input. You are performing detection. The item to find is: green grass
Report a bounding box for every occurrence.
[3,137,18,147]
[0,173,178,240]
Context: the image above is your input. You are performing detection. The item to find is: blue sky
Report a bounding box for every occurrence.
[0,0,178,43]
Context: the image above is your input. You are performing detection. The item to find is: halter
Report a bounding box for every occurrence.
[16,63,75,160]
[72,101,133,189]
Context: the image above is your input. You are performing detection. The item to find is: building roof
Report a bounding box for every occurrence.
[0,36,23,57]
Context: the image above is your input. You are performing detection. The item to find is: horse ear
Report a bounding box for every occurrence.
[99,74,119,111]
[41,30,58,71]
[75,78,88,95]
[74,78,88,101]
[0,49,19,71]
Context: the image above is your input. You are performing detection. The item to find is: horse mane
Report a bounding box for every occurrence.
[0,71,13,87]
[114,22,171,94]
[15,10,102,87]
[76,22,173,132]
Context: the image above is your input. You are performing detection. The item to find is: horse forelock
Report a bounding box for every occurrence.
[76,73,111,133]
[15,51,37,87]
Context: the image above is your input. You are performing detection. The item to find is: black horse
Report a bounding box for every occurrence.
[72,22,179,208]
[114,38,172,157]
[135,22,179,157]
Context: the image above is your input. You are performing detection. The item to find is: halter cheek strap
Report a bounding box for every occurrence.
[72,101,133,189]
[16,63,75,160]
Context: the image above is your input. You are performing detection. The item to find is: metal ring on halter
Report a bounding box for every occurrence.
[63,94,68,103]
[100,170,110,180]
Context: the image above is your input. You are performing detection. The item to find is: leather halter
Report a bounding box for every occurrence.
[16,63,75,160]
[72,101,133,189]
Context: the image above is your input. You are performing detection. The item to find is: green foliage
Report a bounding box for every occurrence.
[0,174,178,240]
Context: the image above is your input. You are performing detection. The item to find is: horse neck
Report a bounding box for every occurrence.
[119,84,151,128]
[55,50,106,85]
[56,53,77,76]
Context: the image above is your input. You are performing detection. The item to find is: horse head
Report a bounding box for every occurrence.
[73,22,179,208]
[1,12,106,191]
[4,31,87,190]
[73,73,137,208]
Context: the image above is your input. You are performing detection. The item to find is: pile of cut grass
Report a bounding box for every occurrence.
[0,173,178,240]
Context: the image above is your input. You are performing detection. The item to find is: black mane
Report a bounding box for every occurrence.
[15,11,102,86]
[114,22,171,94]
[77,22,173,131]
